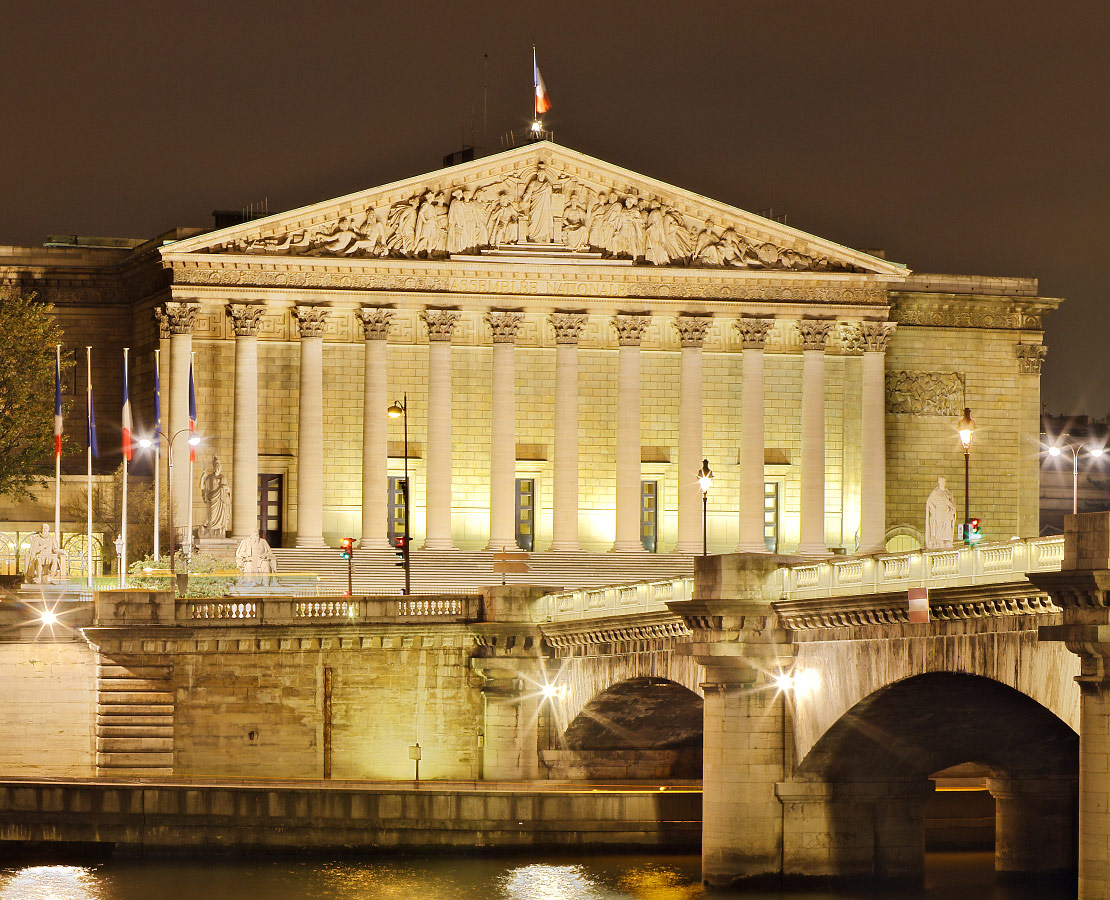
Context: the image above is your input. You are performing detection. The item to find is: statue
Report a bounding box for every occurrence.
[235,530,277,585]
[520,161,574,243]
[925,476,957,549]
[200,455,232,537]
[25,524,64,583]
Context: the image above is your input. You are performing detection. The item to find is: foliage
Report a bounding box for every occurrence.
[63,462,166,568]
[128,551,239,598]
[0,290,66,500]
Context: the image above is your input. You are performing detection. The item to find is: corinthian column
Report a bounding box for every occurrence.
[674,316,712,554]
[294,305,330,548]
[486,312,524,550]
[550,313,587,551]
[227,304,265,539]
[162,302,198,538]
[859,322,895,554]
[797,320,833,556]
[423,309,460,550]
[736,319,774,552]
[612,315,649,552]
[358,308,394,549]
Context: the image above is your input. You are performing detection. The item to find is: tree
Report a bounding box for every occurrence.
[0,289,66,500]
[63,462,165,570]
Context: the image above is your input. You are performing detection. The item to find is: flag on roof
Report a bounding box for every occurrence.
[534,48,550,115]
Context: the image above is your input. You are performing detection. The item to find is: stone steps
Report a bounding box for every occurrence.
[96,662,174,776]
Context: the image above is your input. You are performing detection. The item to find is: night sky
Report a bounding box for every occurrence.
[3,2,1105,415]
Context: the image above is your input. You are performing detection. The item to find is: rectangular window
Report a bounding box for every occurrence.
[764,482,779,553]
[387,476,408,541]
[257,474,284,548]
[641,480,659,553]
[515,478,535,552]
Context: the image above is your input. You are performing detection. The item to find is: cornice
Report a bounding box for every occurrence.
[890,291,1060,331]
[541,611,691,649]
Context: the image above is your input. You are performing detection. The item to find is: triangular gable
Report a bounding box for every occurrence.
[162,141,907,277]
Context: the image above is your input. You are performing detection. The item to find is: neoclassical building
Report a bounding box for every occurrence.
[0,142,1056,561]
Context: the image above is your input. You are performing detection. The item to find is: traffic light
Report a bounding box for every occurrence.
[394,535,408,566]
[968,518,982,543]
[340,537,355,560]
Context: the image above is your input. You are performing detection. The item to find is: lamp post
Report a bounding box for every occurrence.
[139,428,200,575]
[1049,441,1105,515]
[387,394,411,595]
[697,458,714,557]
[957,408,975,544]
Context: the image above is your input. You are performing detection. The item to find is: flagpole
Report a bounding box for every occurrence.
[533,43,538,121]
[86,346,93,590]
[120,347,129,588]
[54,344,61,539]
[153,349,161,562]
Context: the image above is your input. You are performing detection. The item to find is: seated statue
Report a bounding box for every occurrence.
[25,525,65,584]
[235,530,277,585]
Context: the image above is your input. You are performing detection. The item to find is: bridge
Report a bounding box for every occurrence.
[6,520,1110,896]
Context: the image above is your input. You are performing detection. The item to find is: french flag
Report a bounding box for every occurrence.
[188,360,197,461]
[54,348,63,457]
[152,353,161,451]
[121,352,133,461]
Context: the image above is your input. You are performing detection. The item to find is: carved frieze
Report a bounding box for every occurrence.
[796,319,833,351]
[734,318,775,349]
[891,295,1049,331]
[1016,343,1047,374]
[886,371,966,417]
[673,316,712,347]
[485,311,524,343]
[358,307,394,341]
[227,304,266,337]
[776,591,1058,631]
[422,309,460,341]
[293,305,330,338]
[162,301,199,335]
[549,312,588,344]
[612,314,651,346]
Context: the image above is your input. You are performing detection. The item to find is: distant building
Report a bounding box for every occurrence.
[1040,414,1110,535]
[0,141,1057,570]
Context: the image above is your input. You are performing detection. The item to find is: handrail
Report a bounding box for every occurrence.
[543,577,693,622]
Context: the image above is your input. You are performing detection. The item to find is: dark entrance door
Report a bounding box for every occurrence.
[258,474,283,548]
[515,478,535,552]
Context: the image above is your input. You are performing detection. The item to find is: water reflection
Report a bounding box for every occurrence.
[502,864,608,900]
[0,866,102,900]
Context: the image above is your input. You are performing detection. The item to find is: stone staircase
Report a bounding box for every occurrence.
[95,661,174,776]
[268,548,695,596]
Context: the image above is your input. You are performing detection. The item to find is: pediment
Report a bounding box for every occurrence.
[162,142,907,277]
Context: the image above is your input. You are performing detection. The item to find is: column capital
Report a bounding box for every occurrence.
[734,317,774,349]
[486,311,524,343]
[796,319,833,351]
[293,305,330,338]
[422,309,460,341]
[227,304,265,337]
[673,315,712,347]
[612,314,650,346]
[161,301,199,335]
[1016,342,1047,374]
[859,321,897,353]
[358,307,395,341]
[549,312,587,344]
[154,307,172,340]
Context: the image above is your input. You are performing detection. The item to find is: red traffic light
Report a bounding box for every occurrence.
[340,536,355,560]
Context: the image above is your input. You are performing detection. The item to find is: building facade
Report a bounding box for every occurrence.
[0,142,1056,560]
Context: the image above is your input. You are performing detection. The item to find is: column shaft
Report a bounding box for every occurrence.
[675,344,704,553]
[231,333,258,538]
[860,350,886,553]
[169,331,192,534]
[798,342,828,556]
[425,339,455,549]
[614,344,642,551]
[488,339,517,549]
[361,339,388,547]
[739,347,767,551]
[296,335,325,547]
[551,342,580,550]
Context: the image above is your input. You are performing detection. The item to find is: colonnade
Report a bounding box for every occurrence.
[159,302,895,556]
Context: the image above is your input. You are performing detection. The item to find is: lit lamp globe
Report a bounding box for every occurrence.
[957,408,975,451]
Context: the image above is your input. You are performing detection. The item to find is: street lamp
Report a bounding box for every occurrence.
[1049,440,1105,515]
[138,428,200,575]
[957,408,975,544]
[387,394,411,595]
[697,458,714,557]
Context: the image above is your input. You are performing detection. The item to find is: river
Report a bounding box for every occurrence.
[0,852,1075,899]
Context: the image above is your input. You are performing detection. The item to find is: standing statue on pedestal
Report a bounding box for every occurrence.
[25,524,64,583]
[925,476,957,549]
[200,455,232,538]
[235,530,277,585]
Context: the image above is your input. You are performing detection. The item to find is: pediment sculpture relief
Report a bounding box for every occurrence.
[217,160,859,272]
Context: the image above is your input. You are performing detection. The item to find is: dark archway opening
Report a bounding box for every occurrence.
[545,677,703,781]
[788,673,1077,882]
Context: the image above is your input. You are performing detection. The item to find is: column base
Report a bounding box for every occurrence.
[294,536,327,549]
[422,539,458,551]
[485,538,521,551]
[735,541,770,553]
[548,541,582,552]
[673,541,705,554]
[796,543,832,557]
[612,541,646,553]
[359,538,394,550]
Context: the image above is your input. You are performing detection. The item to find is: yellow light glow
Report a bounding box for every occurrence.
[1048,446,1061,457]
[40,610,58,625]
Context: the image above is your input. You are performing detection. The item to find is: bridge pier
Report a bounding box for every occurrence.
[672,554,794,888]
[987,776,1077,875]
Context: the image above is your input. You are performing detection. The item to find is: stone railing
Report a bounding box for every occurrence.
[544,577,693,623]
[778,536,1064,601]
[177,594,478,625]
